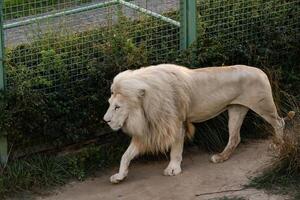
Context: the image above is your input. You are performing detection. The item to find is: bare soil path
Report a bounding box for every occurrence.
[37,140,289,200]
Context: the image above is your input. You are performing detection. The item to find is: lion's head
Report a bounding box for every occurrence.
[103,70,146,132]
[103,65,191,153]
[103,93,130,131]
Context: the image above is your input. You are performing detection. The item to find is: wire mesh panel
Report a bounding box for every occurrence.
[117,0,180,62]
[197,0,300,44]
[3,0,180,91]
[1,0,299,160]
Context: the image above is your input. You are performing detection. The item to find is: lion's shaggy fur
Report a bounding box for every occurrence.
[109,64,291,155]
[112,65,193,153]
[106,64,295,183]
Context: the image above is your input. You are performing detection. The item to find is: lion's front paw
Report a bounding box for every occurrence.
[163,164,182,176]
[110,173,126,184]
[210,154,227,163]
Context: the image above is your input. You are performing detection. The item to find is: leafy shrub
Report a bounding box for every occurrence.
[0,1,299,198]
[0,133,128,198]
[0,0,299,161]
[1,22,150,151]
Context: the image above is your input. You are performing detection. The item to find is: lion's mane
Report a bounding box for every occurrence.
[112,64,194,153]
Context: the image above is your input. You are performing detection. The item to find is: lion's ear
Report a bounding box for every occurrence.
[138,89,146,98]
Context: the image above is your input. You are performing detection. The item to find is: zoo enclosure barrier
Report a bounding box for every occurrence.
[0,0,197,163]
[0,0,299,164]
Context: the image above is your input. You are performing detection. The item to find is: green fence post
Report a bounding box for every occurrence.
[180,0,197,50]
[116,0,121,19]
[0,0,7,164]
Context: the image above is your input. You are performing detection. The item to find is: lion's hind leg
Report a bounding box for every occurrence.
[250,97,285,146]
[211,105,249,163]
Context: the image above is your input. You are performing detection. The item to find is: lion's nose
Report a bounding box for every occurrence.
[103,117,111,123]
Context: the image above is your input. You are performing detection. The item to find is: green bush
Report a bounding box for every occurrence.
[1,6,299,154]
[1,21,151,150]
[0,1,299,198]
[0,134,129,198]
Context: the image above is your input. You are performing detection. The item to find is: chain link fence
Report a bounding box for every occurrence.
[0,0,187,163]
[2,0,182,91]
[197,0,300,44]
[3,0,298,90]
[0,0,299,162]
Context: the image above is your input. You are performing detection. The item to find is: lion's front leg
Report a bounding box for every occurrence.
[164,127,184,176]
[110,140,139,184]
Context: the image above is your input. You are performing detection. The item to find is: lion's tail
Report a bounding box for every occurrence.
[186,121,196,140]
[283,111,296,121]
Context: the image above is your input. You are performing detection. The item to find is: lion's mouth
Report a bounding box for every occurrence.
[121,116,129,128]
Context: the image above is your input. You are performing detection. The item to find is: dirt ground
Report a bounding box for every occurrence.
[38,140,289,200]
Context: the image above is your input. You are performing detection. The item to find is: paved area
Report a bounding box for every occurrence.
[4,0,179,47]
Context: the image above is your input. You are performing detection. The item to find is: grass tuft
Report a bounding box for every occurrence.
[0,134,129,199]
[249,107,300,199]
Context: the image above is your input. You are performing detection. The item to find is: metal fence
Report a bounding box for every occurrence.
[0,0,197,163]
[197,0,300,44]
[0,0,299,163]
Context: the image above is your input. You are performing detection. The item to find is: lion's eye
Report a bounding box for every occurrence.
[111,91,114,95]
[114,105,120,110]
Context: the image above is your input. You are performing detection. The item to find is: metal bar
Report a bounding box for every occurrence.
[187,0,197,47]
[4,0,119,30]
[180,0,197,50]
[0,136,7,164]
[119,0,180,27]
[180,0,187,50]
[116,0,123,23]
[0,0,8,164]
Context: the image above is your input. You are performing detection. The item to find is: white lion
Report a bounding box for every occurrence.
[103,64,294,184]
